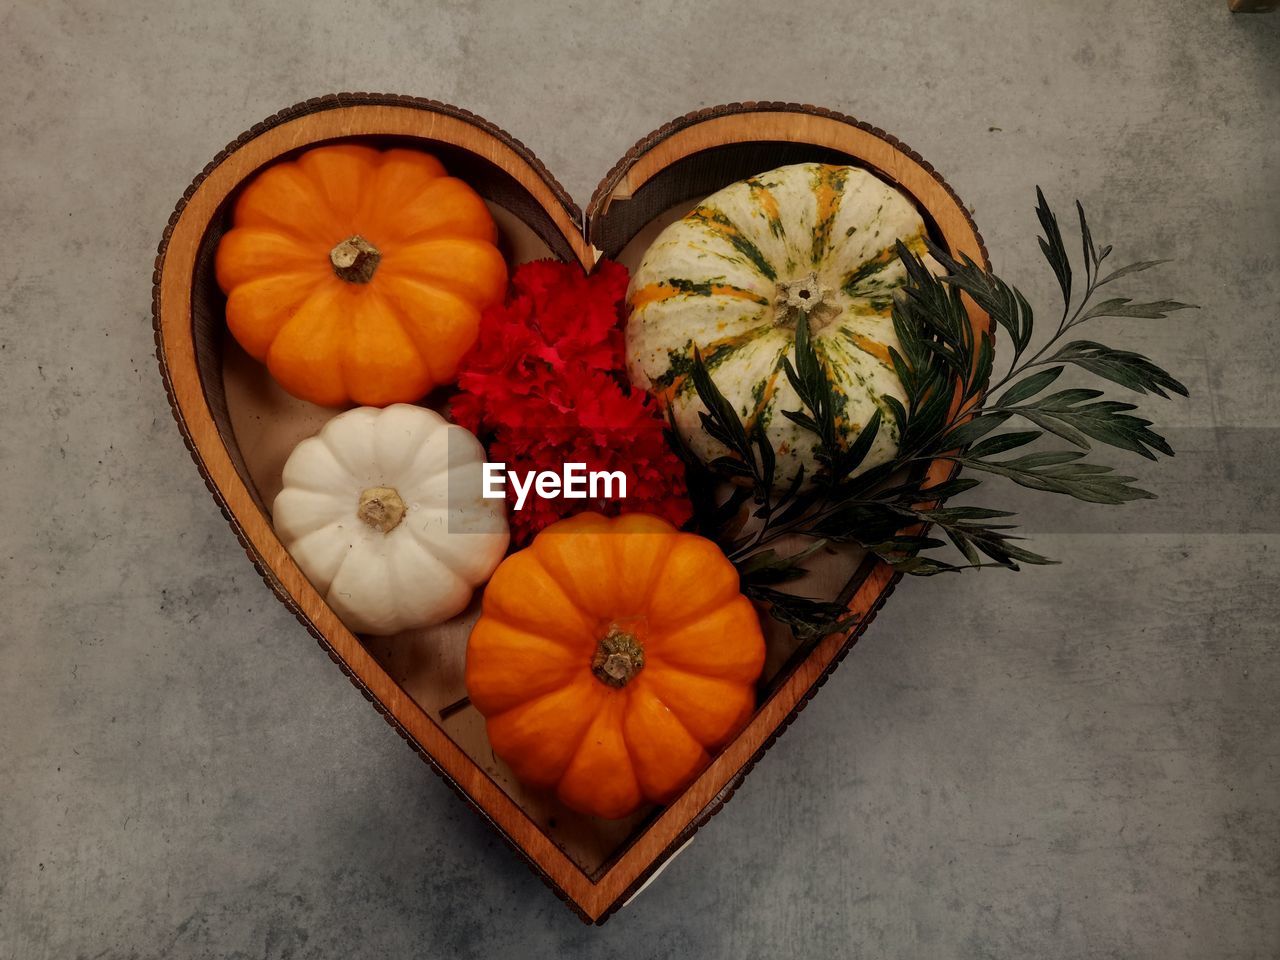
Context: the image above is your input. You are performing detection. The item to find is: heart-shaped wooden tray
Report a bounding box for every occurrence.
[152,94,988,923]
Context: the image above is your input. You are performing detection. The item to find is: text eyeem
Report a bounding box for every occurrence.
[482,463,627,511]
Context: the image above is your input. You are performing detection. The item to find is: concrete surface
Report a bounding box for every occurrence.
[2,1,1277,957]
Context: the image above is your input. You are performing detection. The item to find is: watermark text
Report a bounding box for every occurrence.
[483,462,627,511]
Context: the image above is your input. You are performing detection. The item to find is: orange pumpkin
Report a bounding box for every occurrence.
[465,512,765,819]
[215,143,508,407]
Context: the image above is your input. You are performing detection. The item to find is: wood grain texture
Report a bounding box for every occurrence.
[587,101,989,270]
[151,94,988,923]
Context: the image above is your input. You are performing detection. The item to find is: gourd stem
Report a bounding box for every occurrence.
[591,626,645,688]
[330,235,381,283]
[775,271,840,330]
[357,486,405,534]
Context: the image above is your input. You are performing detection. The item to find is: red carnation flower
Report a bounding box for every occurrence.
[452,258,692,544]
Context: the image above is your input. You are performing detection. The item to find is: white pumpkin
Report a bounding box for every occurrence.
[626,162,938,485]
[273,404,508,635]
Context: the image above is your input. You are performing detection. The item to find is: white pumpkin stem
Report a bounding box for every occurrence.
[330,235,381,283]
[775,271,840,330]
[357,486,406,533]
[591,626,645,688]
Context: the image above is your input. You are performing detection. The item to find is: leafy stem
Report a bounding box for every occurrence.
[676,189,1194,641]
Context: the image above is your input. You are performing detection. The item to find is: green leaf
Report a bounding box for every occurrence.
[812,501,911,545]
[965,430,1041,459]
[941,412,1011,450]
[690,347,751,458]
[836,409,882,479]
[1011,390,1174,459]
[697,412,733,449]
[970,332,996,400]
[996,366,1064,407]
[956,529,1050,567]
[1077,200,1098,278]
[865,535,949,555]
[882,393,908,434]
[960,452,1156,504]
[886,346,916,407]
[1049,341,1189,398]
[947,526,983,565]
[995,540,1058,565]
[995,450,1088,469]
[895,242,975,362]
[1036,187,1073,311]
[1098,259,1171,285]
[1034,387,1104,405]
[928,240,1035,362]
[709,455,755,478]
[781,312,847,474]
[1079,298,1197,322]
[923,506,1018,522]
[1014,409,1092,449]
[713,485,755,526]
[738,541,830,585]
[690,345,792,495]
[918,476,982,499]
[743,585,861,640]
[780,408,819,432]
[753,421,777,491]
[891,556,971,576]
[664,405,730,537]
[767,466,815,527]
[901,379,953,451]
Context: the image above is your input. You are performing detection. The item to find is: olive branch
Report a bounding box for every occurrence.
[669,189,1194,640]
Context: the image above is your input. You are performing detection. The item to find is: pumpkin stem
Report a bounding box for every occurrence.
[591,626,645,688]
[775,271,840,330]
[330,235,381,283]
[356,486,406,533]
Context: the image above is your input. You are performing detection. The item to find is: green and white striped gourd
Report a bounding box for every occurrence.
[625,162,937,486]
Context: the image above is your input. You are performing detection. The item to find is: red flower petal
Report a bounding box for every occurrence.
[453,258,690,544]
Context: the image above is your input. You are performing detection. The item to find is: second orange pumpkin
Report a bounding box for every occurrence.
[465,513,766,820]
[215,143,508,407]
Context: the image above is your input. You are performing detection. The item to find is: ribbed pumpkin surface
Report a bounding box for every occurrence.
[626,162,937,484]
[215,144,507,408]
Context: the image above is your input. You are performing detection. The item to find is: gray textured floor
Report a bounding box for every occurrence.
[2,1,1278,957]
